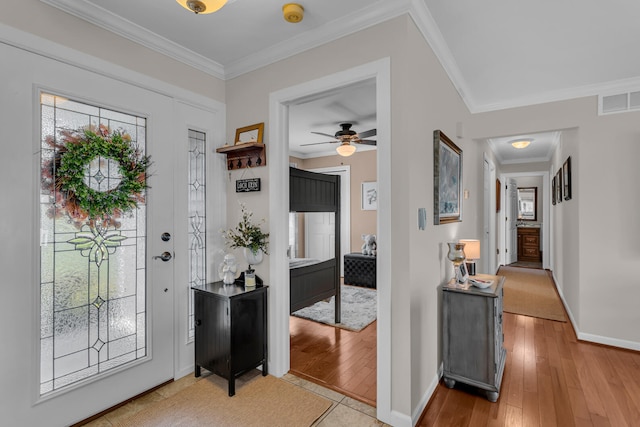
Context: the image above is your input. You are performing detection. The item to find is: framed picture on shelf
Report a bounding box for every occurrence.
[455,262,469,284]
[234,123,264,145]
[563,156,572,200]
[361,181,378,210]
[433,130,463,224]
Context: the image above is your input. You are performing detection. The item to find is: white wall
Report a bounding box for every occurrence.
[469,99,640,350]
[225,15,477,423]
[0,0,225,102]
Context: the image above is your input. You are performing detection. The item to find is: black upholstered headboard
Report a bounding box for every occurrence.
[289,167,340,213]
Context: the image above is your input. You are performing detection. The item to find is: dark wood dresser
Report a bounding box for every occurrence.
[517,227,541,262]
[192,276,268,396]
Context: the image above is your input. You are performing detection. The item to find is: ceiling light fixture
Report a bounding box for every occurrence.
[282,3,304,23]
[176,0,227,14]
[336,143,356,157]
[510,139,531,149]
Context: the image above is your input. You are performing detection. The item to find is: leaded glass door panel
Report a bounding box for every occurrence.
[39,94,160,394]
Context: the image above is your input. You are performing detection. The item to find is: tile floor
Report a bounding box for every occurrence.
[81,370,389,426]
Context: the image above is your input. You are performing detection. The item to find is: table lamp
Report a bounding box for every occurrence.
[459,239,480,276]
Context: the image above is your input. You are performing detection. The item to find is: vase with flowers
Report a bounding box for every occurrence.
[222,203,269,270]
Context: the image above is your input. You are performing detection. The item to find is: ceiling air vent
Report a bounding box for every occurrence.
[599,90,640,115]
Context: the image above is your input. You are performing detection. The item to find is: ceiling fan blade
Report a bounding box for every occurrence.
[300,141,338,146]
[311,131,337,139]
[357,128,377,139]
[356,139,377,146]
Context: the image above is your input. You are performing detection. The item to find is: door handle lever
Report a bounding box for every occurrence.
[153,251,173,262]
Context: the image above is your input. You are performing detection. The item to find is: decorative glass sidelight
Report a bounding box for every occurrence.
[39,93,148,395]
[187,130,207,340]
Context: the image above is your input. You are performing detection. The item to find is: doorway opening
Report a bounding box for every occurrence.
[268,58,391,421]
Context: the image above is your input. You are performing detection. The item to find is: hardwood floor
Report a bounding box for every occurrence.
[289,316,377,407]
[418,312,640,426]
[290,273,640,426]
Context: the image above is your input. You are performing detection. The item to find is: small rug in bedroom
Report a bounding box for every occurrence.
[292,285,376,331]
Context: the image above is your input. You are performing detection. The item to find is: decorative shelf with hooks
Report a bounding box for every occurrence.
[216,142,266,170]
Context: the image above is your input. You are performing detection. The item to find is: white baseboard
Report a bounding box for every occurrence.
[552,272,640,351]
[411,370,441,426]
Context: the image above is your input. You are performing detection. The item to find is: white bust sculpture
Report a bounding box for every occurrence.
[218,253,238,285]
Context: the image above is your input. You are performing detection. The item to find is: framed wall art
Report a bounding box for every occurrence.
[433,130,462,224]
[552,176,556,205]
[563,156,572,200]
[361,181,378,210]
[556,169,563,203]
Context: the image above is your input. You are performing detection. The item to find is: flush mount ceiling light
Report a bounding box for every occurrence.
[176,0,227,14]
[336,142,356,157]
[510,139,532,149]
[282,3,304,23]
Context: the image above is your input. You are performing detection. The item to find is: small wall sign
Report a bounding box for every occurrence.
[236,178,261,193]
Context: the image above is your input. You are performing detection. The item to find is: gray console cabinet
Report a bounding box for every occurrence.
[442,275,506,402]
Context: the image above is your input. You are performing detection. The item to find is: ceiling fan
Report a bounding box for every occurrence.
[301,123,376,156]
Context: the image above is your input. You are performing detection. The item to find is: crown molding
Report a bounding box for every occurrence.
[472,75,640,113]
[224,0,411,79]
[407,0,477,113]
[41,0,226,79]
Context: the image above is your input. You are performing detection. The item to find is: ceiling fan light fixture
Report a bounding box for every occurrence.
[510,139,531,149]
[336,143,356,157]
[177,0,227,14]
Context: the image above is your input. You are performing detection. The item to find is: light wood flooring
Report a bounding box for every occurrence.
[418,311,640,426]
[290,316,377,407]
[290,271,640,426]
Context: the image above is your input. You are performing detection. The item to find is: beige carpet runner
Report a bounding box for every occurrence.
[118,375,332,427]
[498,266,566,322]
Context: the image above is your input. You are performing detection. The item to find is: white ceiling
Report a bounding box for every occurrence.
[486,131,560,165]
[43,0,640,160]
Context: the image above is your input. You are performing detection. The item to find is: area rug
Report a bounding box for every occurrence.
[498,266,566,322]
[117,375,332,427]
[292,285,376,331]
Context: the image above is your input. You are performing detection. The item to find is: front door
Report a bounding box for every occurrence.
[1,43,176,425]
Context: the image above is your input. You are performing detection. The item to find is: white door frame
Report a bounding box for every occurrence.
[499,171,550,269]
[268,58,395,425]
[483,154,497,274]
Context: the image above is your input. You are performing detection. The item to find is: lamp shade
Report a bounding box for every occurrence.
[336,143,356,157]
[459,239,480,260]
[176,0,227,14]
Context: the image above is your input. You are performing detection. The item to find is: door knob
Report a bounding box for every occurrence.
[153,251,173,262]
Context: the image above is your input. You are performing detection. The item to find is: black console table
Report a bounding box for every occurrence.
[344,253,376,288]
[192,274,268,396]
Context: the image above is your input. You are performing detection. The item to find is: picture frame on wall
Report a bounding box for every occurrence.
[563,156,572,200]
[556,169,563,203]
[552,176,557,205]
[361,181,378,210]
[433,130,463,224]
